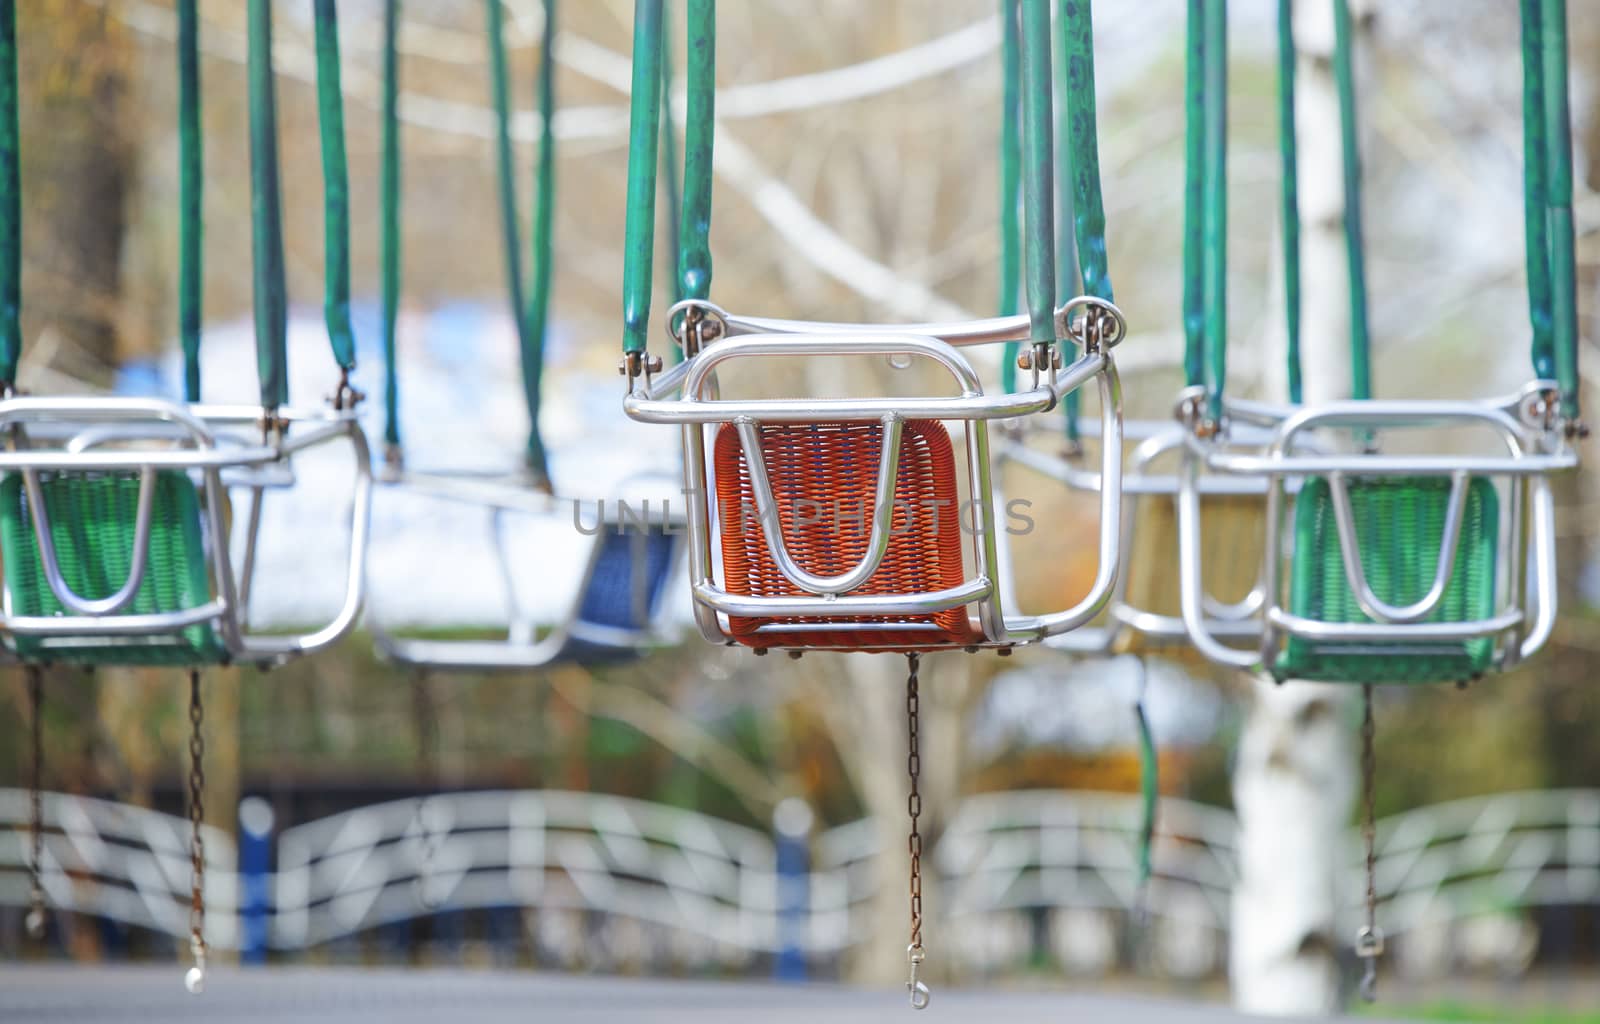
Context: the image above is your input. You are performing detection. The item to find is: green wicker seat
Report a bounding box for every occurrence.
[0,471,227,665]
[1275,475,1499,684]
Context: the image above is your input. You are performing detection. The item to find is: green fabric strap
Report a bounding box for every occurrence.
[1331,0,1371,402]
[0,0,14,391]
[524,0,556,483]
[313,0,356,374]
[1019,0,1055,345]
[1277,0,1302,405]
[1054,0,1081,440]
[1062,0,1112,305]
[1538,0,1578,420]
[1200,0,1226,422]
[248,0,289,410]
[1521,0,1553,382]
[621,0,665,355]
[177,0,203,402]
[678,0,714,304]
[1133,692,1157,894]
[1181,0,1204,392]
[660,0,682,310]
[999,0,1021,393]
[380,0,401,449]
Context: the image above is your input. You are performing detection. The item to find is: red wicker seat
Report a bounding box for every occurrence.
[713,420,982,651]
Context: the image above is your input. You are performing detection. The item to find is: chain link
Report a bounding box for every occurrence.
[904,653,930,1009]
[25,666,46,940]
[186,670,208,993]
[1356,683,1383,1003]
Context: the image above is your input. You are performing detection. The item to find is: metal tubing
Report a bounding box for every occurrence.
[690,577,991,620]
[1326,469,1471,625]
[1177,453,1261,669]
[721,311,1032,345]
[21,467,158,616]
[1265,607,1523,643]
[1519,476,1558,660]
[1001,364,1123,640]
[734,414,904,596]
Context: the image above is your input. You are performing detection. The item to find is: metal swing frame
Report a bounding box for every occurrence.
[623,300,1127,651]
[1174,384,1574,675]
[0,396,372,667]
[994,412,1277,654]
[366,472,686,671]
[1169,0,1580,679]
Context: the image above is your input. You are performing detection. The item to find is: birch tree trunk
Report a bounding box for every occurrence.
[1230,0,1372,1014]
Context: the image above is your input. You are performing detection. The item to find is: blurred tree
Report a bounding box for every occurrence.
[15,0,135,387]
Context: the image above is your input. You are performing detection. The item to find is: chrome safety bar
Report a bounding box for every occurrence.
[625,327,1125,649]
[0,396,371,667]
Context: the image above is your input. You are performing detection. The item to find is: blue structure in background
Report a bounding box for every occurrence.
[772,799,813,982]
[237,797,274,965]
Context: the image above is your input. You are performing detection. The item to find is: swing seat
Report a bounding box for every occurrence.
[368,476,684,671]
[1275,475,1499,684]
[713,420,982,650]
[561,522,680,664]
[1117,491,1264,656]
[0,471,227,665]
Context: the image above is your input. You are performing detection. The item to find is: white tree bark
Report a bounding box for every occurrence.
[1230,0,1371,1014]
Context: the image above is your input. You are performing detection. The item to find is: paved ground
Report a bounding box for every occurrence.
[0,966,1403,1023]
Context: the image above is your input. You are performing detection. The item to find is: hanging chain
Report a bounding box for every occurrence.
[185,670,208,994]
[1355,683,1383,1003]
[24,665,46,940]
[904,653,930,1010]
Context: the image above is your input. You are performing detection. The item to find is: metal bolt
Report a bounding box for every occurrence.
[1015,351,1032,371]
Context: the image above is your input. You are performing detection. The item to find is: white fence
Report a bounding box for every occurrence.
[4,787,1598,972]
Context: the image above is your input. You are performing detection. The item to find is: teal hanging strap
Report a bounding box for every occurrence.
[380,0,401,452]
[1521,0,1553,383]
[1277,0,1301,405]
[177,0,203,402]
[1537,0,1578,422]
[677,0,714,307]
[621,0,666,359]
[523,0,556,485]
[1332,0,1371,402]
[1200,0,1227,423]
[247,0,289,410]
[998,0,1022,393]
[1061,0,1113,306]
[1053,0,1081,441]
[1018,0,1055,347]
[313,0,357,377]
[0,0,15,392]
[660,1,682,308]
[1181,0,1205,393]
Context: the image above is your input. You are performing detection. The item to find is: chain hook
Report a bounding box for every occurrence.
[906,944,930,1010]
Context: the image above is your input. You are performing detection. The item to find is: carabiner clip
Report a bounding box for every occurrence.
[906,944,930,1010]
